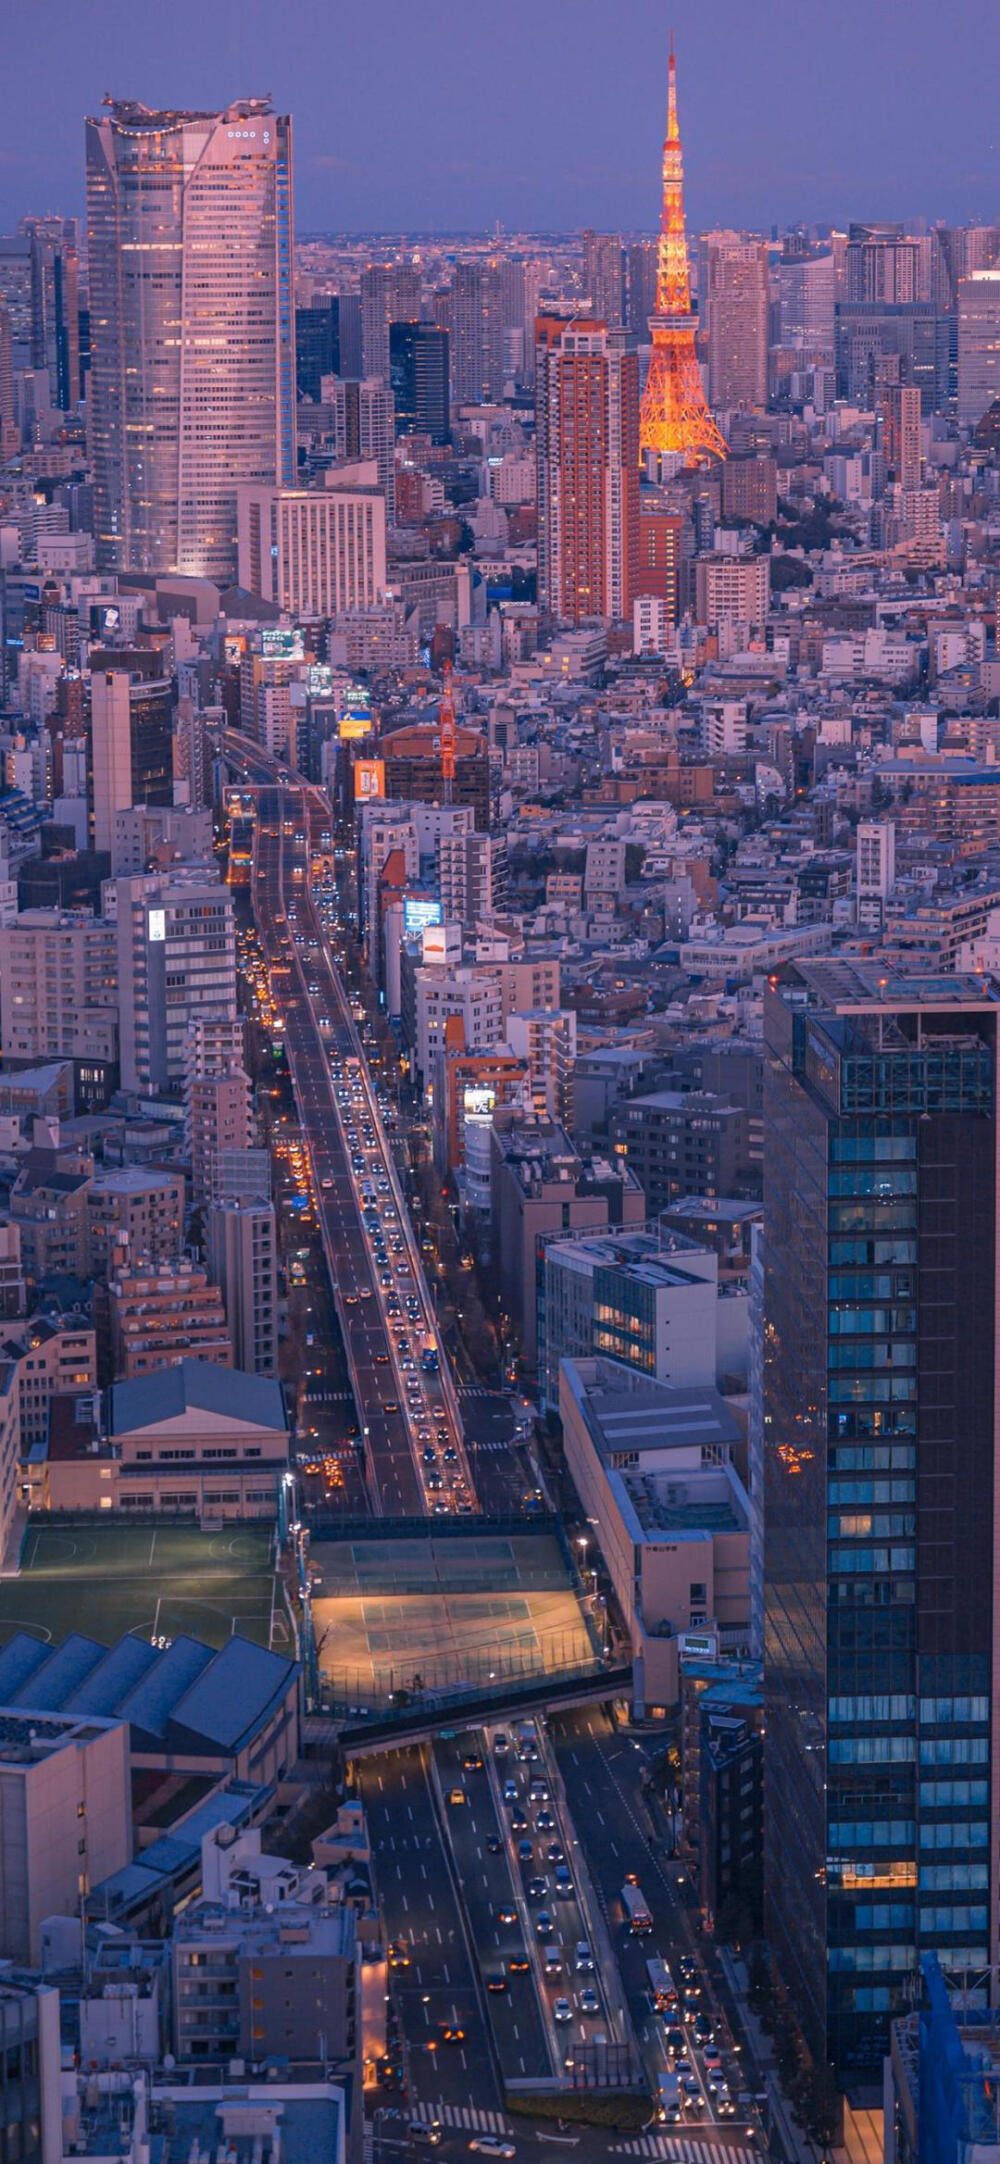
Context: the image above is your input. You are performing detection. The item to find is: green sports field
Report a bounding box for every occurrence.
[0,1519,289,1653]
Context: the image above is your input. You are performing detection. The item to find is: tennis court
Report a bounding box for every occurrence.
[0,1519,287,1653]
[308,1529,595,1704]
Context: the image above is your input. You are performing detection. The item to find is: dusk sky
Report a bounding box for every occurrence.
[2,0,998,237]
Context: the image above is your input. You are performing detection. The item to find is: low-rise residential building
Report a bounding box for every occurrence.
[0,1708,131,1963]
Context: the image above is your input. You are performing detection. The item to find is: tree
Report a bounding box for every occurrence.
[770,554,813,592]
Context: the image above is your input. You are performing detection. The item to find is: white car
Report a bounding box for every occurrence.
[468,2144,515,2161]
[553,1997,572,2023]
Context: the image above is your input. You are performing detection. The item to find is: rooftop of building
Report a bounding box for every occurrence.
[0,1628,296,1754]
[562,1355,743,1469]
[176,1895,355,1959]
[108,1360,287,1436]
[147,2085,344,2164]
[0,1705,122,1765]
[620,1463,747,1540]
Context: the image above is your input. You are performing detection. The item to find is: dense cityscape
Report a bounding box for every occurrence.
[0,18,997,2164]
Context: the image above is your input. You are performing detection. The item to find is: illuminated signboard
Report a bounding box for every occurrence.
[306,663,335,695]
[462,1085,495,1119]
[148,908,166,943]
[260,628,305,660]
[338,680,373,738]
[403,895,443,934]
[355,759,385,801]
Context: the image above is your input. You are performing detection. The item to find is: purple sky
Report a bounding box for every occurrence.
[3,0,997,237]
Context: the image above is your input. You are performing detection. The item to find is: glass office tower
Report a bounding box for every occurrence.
[86,98,295,581]
[763,961,999,2081]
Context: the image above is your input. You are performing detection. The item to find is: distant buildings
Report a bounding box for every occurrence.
[536,316,639,625]
[704,233,769,410]
[389,320,450,444]
[957,270,1000,429]
[236,479,387,617]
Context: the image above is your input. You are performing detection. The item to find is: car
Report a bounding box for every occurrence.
[486,1834,503,1855]
[387,1941,410,1969]
[717,2099,736,2118]
[683,1993,701,2017]
[527,1876,548,1900]
[535,1910,554,1938]
[439,2024,464,2045]
[493,1731,510,1757]
[447,1788,465,1806]
[502,1779,518,1802]
[517,1839,533,1861]
[574,1942,594,1972]
[693,2013,713,2044]
[680,2076,700,2097]
[497,1905,518,1927]
[536,1809,555,1831]
[463,1751,484,1772]
[408,2124,442,2148]
[442,1446,458,1464]
[666,2028,686,2057]
[546,1842,565,1865]
[485,1972,508,1994]
[579,1988,599,2015]
[510,1809,528,1832]
[468,2142,515,2160]
[553,1997,572,2023]
[374,1352,389,1366]
[381,1401,399,1415]
[426,1472,443,1491]
[702,2047,722,2070]
[421,1447,437,1466]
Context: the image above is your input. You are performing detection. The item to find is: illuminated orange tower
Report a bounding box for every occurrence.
[639,39,727,468]
[439,658,456,806]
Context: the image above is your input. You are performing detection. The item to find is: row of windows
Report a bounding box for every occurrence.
[828,1945,917,1972]
[919,1781,989,1804]
[828,1171,918,1198]
[830,1135,917,1163]
[920,1864,988,1890]
[829,1547,915,1574]
[829,1821,914,1846]
[828,1695,914,1723]
[920,1737,989,1765]
[828,1343,916,1369]
[918,1822,988,1851]
[829,1480,915,1504]
[829,1514,915,1541]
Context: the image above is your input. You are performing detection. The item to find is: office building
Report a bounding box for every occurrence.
[447,259,505,405]
[295,298,341,401]
[957,271,1000,429]
[106,1253,232,1379]
[560,1357,751,1714]
[490,1114,645,1365]
[582,230,625,325]
[835,299,950,413]
[856,818,897,932]
[0,298,15,459]
[86,98,295,578]
[114,872,238,1096]
[208,1196,279,1377]
[720,452,778,525]
[322,376,396,522]
[27,214,79,409]
[184,1016,252,1209]
[0,1709,130,1962]
[389,320,450,443]
[626,239,658,337]
[540,1224,747,1411]
[610,1089,753,1213]
[763,961,1000,2079]
[0,1981,60,2164]
[236,479,387,617]
[91,670,174,859]
[360,261,421,381]
[846,222,921,305]
[383,720,491,830]
[883,382,922,489]
[536,316,640,625]
[778,243,835,360]
[888,1952,1000,2164]
[704,232,769,409]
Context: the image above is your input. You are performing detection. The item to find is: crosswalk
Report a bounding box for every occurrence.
[411,2103,515,2135]
[611,2139,753,2163]
[457,1386,503,1401]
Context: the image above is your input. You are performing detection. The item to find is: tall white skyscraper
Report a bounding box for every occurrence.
[86,97,296,580]
[957,270,1000,430]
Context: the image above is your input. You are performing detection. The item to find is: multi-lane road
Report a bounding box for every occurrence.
[242,751,474,1518]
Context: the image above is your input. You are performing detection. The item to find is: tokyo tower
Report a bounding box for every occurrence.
[639,39,727,467]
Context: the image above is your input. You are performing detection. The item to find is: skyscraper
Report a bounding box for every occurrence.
[764,960,1000,2082]
[582,231,625,326]
[295,299,341,402]
[447,261,505,405]
[639,43,726,467]
[86,97,296,580]
[882,382,922,489]
[360,262,421,382]
[26,216,79,410]
[536,316,639,625]
[957,271,1000,429]
[389,321,450,444]
[626,240,658,338]
[704,232,769,409]
[323,377,396,524]
[846,222,921,305]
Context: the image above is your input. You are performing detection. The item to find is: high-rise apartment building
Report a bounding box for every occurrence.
[26,216,79,410]
[778,243,836,361]
[90,669,174,859]
[704,232,769,409]
[0,299,15,459]
[183,1015,251,1208]
[957,271,1000,429]
[846,222,921,305]
[448,261,505,405]
[763,962,1000,2081]
[582,231,625,325]
[360,262,421,381]
[113,871,238,1095]
[236,479,387,616]
[0,909,118,1066]
[86,98,295,579]
[882,382,922,489]
[389,321,450,444]
[535,316,640,625]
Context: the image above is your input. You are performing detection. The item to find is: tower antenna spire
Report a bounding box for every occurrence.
[639,37,727,468]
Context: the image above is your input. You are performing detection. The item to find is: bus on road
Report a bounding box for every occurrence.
[646,1956,679,2013]
[621,1882,654,1934]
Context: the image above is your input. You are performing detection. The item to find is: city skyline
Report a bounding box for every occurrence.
[2,0,998,237]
